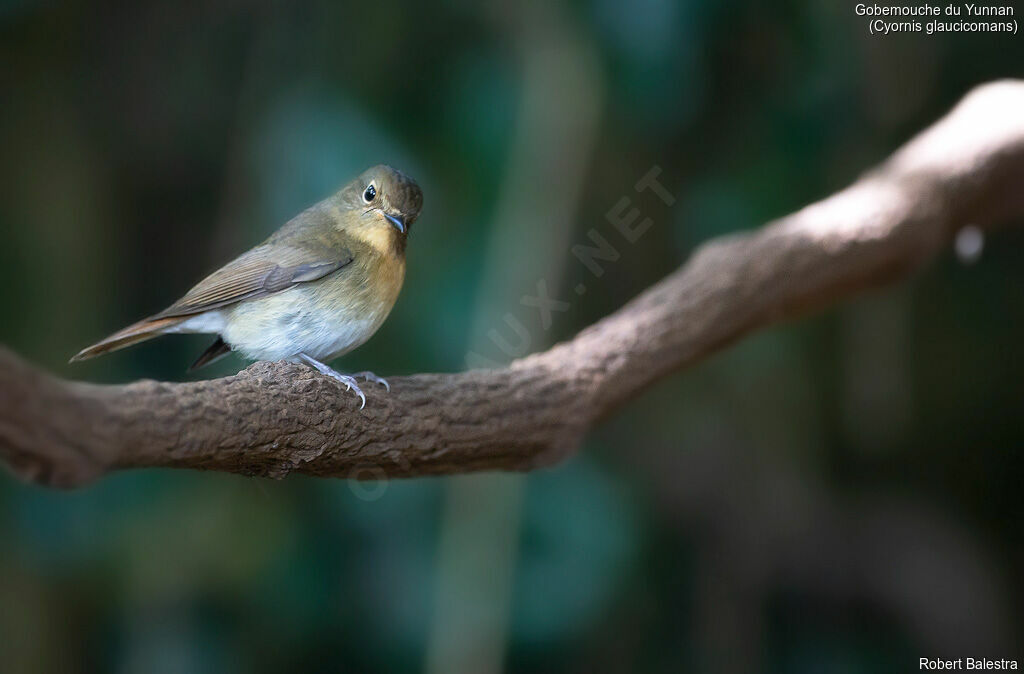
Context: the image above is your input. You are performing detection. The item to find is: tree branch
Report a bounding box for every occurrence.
[3,80,1024,488]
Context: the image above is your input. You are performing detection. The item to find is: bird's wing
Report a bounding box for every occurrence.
[154,243,353,318]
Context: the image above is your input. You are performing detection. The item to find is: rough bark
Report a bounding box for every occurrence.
[2,81,1024,488]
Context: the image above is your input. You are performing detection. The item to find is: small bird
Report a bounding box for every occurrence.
[72,164,423,407]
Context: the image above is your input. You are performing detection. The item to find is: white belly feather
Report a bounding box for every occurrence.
[162,292,388,363]
[218,289,389,363]
[169,311,228,334]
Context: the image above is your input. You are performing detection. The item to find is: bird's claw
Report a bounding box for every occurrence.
[351,371,390,392]
[297,354,368,408]
[323,371,367,409]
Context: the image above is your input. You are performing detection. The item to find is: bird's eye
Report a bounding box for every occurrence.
[363,184,377,202]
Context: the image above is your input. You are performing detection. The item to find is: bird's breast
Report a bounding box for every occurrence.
[222,252,405,362]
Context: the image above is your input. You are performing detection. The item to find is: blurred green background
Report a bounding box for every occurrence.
[1,0,1022,672]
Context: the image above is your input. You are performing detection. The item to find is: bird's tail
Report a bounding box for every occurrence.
[70,315,188,362]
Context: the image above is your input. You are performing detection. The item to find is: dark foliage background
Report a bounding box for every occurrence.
[1,0,1022,672]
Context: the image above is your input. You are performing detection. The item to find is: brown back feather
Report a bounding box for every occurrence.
[153,244,352,319]
[71,239,354,363]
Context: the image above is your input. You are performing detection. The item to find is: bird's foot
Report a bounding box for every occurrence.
[298,354,367,409]
[350,371,390,392]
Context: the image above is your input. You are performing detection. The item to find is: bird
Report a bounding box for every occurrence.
[71,164,423,408]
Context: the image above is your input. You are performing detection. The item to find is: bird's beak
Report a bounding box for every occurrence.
[383,213,407,234]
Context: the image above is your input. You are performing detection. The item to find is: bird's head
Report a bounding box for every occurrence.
[340,164,423,238]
